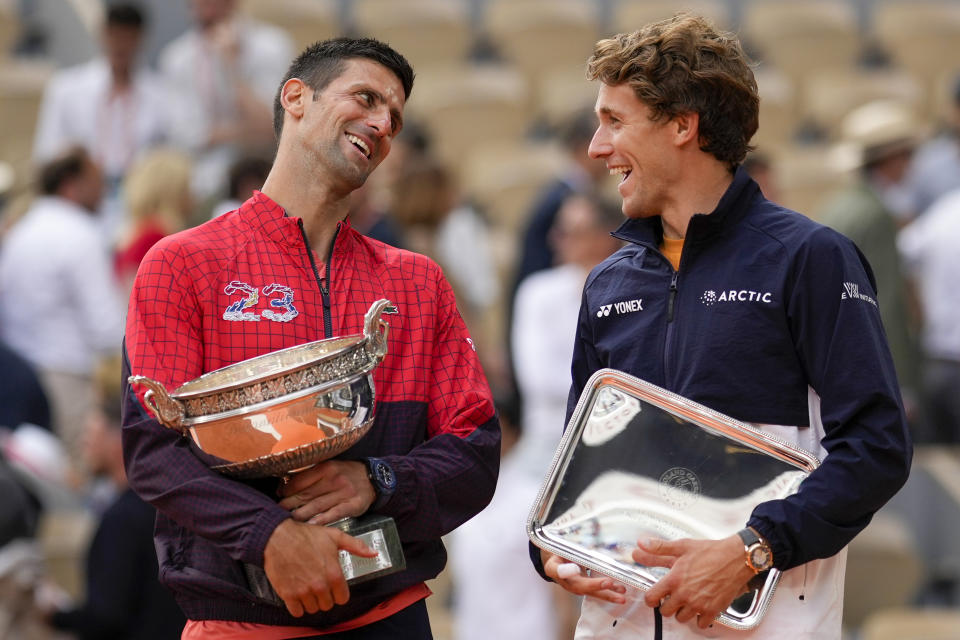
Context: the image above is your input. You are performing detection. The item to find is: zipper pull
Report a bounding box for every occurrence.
[667,271,679,323]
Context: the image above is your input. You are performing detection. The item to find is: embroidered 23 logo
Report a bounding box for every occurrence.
[223,281,299,322]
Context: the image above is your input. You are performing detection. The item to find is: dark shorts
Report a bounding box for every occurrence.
[295,600,433,640]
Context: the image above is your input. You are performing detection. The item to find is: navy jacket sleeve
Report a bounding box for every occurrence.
[748,227,912,570]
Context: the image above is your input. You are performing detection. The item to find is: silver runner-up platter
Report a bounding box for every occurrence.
[527,369,820,630]
[129,299,404,594]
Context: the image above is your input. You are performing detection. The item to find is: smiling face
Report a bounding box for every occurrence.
[588,82,683,221]
[290,58,405,192]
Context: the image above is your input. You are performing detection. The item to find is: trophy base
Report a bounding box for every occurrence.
[245,514,405,606]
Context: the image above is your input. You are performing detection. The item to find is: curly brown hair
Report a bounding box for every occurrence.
[587,13,759,168]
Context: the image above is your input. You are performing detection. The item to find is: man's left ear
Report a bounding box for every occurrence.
[673,112,700,147]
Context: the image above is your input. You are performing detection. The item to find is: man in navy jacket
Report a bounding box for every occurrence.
[533,14,912,639]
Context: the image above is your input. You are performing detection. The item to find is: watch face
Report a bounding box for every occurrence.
[375,461,396,490]
[749,545,772,571]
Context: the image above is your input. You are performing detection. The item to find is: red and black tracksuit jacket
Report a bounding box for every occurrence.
[122,190,500,627]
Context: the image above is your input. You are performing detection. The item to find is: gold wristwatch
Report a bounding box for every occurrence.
[737,527,773,573]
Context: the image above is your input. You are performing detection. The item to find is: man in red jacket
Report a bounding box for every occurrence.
[122,37,500,639]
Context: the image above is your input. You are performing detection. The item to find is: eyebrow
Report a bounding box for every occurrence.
[596,105,620,120]
[357,86,404,133]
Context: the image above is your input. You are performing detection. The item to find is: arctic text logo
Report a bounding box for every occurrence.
[700,289,772,306]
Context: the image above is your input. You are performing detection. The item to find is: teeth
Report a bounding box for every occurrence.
[609,166,630,176]
[346,134,370,157]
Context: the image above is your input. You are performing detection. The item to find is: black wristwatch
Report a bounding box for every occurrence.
[365,457,397,509]
[737,527,773,574]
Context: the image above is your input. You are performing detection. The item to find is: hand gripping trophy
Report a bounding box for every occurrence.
[129,299,404,600]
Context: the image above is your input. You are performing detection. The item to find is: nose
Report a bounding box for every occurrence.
[366,106,393,138]
[587,125,610,159]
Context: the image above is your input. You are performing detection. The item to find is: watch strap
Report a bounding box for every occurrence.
[737,527,761,547]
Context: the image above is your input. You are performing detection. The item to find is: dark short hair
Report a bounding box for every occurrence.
[106,3,145,29]
[587,13,759,169]
[272,37,415,140]
[38,146,91,195]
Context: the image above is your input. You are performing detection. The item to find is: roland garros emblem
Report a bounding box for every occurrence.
[659,466,701,509]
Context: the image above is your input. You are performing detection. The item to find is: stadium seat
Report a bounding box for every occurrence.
[742,0,861,91]
[240,0,340,52]
[843,512,925,631]
[484,0,599,100]
[872,0,960,118]
[861,607,960,640]
[802,68,925,141]
[352,0,472,71]
[404,64,530,173]
[609,0,729,34]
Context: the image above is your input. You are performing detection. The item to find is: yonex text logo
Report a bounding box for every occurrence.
[596,299,644,318]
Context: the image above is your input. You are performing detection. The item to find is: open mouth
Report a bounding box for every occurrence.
[610,166,631,182]
[346,133,371,158]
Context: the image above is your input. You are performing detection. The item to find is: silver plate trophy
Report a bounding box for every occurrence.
[129,299,405,603]
[527,369,820,630]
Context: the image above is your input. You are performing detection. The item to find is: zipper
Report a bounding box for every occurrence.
[297,219,339,339]
[666,271,679,323]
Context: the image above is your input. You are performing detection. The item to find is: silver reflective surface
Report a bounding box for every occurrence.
[527,369,820,630]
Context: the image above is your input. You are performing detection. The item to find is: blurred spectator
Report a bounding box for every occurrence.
[906,73,960,217]
[0,438,49,639]
[45,375,186,639]
[512,108,609,290]
[114,148,193,294]
[159,0,293,200]
[0,423,74,640]
[0,340,51,432]
[0,147,124,473]
[32,3,174,241]
[819,100,923,421]
[209,154,271,218]
[743,150,782,203]
[511,194,623,477]
[390,154,501,373]
[349,120,434,249]
[448,393,562,640]
[898,187,960,443]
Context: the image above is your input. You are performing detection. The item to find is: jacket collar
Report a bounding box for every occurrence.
[612,165,760,247]
[239,190,353,251]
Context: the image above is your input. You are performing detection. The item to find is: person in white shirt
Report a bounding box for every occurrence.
[158,0,294,200]
[511,194,624,478]
[0,147,124,474]
[32,4,174,241]
[898,187,960,443]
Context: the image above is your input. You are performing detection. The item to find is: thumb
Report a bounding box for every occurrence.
[638,537,684,555]
[332,529,379,558]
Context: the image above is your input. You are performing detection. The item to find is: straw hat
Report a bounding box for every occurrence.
[830,99,924,171]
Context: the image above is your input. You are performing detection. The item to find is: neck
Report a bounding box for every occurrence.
[659,158,734,238]
[111,67,132,90]
[260,153,353,255]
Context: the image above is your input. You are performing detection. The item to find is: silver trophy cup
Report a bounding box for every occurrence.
[129,299,404,603]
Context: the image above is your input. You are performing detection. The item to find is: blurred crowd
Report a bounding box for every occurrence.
[1,1,960,639]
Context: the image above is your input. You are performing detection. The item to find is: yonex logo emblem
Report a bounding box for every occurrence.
[596,299,643,318]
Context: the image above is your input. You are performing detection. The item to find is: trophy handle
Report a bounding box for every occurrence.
[363,299,392,360]
[127,375,187,434]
